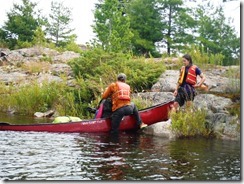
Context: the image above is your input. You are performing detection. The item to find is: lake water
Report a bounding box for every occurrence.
[0,129,241,181]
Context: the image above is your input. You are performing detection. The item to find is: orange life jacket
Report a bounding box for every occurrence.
[178,65,197,85]
[112,81,130,101]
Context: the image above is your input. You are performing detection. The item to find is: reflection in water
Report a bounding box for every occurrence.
[0,112,53,125]
[168,138,241,180]
[0,131,240,180]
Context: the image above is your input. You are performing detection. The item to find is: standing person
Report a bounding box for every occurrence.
[171,54,206,112]
[101,73,148,135]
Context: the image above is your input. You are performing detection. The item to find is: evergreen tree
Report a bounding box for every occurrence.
[93,0,133,53]
[0,0,41,49]
[194,3,240,65]
[45,1,75,47]
[126,0,164,57]
[157,0,196,55]
[32,27,47,46]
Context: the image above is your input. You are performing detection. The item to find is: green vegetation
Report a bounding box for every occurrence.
[0,0,240,65]
[21,61,51,74]
[170,107,212,138]
[0,80,86,118]
[93,0,133,53]
[0,49,165,119]
[69,47,166,96]
[45,1,75,47]
[183,45,225,69]
[0,0,240,138]
[130,95,154,110]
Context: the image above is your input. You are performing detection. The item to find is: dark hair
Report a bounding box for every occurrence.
[117,73,126,81]
[182,54,193,66]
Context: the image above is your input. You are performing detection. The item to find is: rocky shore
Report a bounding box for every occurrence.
[0,46,240,141]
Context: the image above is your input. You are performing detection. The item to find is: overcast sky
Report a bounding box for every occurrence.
[0,0,240,45]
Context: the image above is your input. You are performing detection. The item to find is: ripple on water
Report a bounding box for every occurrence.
[0,131,241,180]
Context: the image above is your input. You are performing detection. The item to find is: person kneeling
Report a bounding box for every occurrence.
[101,73,147,134]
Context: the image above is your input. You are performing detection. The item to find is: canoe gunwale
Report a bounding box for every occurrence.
[0,100,174,132]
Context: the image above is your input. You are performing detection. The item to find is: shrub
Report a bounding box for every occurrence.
[131,95,153,110]
[8,81,61,115]
[69,48,166,95]
[170,107,211,138]
[0,80,86,118]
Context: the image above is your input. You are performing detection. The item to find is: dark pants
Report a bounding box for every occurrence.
[110,103,142,134]
[175,85,196,107]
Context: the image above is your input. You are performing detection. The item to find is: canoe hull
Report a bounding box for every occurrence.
[0,101,174,133]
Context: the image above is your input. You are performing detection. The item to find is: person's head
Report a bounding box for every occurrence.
[117,73,126,82]
[182,54,193,66]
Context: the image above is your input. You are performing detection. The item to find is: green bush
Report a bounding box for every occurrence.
[0,80,86,118]
[0,82,13,112]
[69,48,166,95]
[131,95,153,110]
[7,81,64,115]
[1,46,165,116]
[170,107,211,138]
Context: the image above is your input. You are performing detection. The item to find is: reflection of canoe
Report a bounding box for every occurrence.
[0,100,174,133]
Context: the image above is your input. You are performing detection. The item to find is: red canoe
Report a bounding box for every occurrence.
[0,100,173,133]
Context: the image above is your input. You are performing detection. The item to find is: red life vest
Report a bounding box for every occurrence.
[178,65,197,85]
[112,81,130,100]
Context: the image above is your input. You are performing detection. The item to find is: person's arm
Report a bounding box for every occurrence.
[193,72,205,88]
[102,83,114,99]
[102,87,110,99]
[198,73,206,86]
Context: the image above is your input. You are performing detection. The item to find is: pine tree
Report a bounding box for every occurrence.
[93,0,133,53]
[0,0,41,49]
[45,1,75,47]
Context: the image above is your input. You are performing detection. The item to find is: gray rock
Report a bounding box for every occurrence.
[0,49,240,140]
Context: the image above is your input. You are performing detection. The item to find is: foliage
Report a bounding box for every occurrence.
[5,81,59,115]
[193,3,240,65]
[157,0,196,56]
[226,103,240,119]
[0,80,85,118]
[170,107,211,138]
[65,37,84,54]
[0,29,9,48]
[93,0,133,53]
[45,1,76,47]
[0,0,43,49]
[0,0,240,65]
[124,57,166,91]
[0,48,239,120]
[0,82,13,111]
[208,53,224,66]
[182,44,225,69]
[126,0,164,57]
[131,95,154,110]
[32,27,47,46]
[69,48,166,99]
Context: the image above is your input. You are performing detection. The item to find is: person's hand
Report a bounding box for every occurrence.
[193,83,201,88]
[173,89,178,96]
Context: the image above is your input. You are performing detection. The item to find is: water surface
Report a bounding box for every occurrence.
[0,130,240,181]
